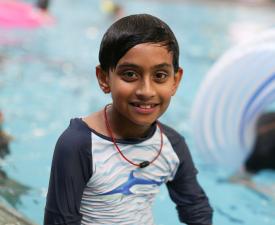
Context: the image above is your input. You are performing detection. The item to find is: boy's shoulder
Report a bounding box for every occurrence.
[51,118,93,182]
[159,122,190,160]
[159,122,185,144]
[62,117,90,136]
[56,118,92,153]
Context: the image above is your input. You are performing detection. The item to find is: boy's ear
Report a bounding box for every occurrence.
[96,65,111,94]
[171,67,183,96]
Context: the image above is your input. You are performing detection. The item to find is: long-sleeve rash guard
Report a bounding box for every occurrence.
[44,118,213,225]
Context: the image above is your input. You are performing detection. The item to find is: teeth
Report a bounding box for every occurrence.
[140,105,151,109]
[133,103,155,109]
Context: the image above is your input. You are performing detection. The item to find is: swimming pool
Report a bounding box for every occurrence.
[1,0,275,224]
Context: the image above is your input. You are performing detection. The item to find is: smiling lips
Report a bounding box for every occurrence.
[131,103,158,114]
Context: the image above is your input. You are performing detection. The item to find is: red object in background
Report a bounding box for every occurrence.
[0,0,54,28]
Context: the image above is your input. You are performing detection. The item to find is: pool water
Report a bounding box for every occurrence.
[1,0,275,224]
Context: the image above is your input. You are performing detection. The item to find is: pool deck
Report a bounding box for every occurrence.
[0,203,37,225]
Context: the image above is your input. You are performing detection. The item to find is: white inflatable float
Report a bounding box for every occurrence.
[191,29,275,169]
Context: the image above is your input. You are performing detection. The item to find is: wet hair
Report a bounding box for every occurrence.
[99,14,180,72]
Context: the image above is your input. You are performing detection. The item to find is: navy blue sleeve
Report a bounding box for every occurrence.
[161,123,213,225]
[44,119,93,225]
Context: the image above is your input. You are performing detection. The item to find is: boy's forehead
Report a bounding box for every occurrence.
[126,42,170,53]
[116,43,173,67]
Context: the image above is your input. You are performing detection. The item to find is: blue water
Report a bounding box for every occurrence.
[1,0,275,224]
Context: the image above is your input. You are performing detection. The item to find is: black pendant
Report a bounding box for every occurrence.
[139,161,150,168]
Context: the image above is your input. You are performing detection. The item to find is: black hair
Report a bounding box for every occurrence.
[37,0,49,10]
[245,112,275,173]
[99,14,180,72]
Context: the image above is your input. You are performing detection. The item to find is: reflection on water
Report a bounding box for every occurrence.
[0,170,30,208]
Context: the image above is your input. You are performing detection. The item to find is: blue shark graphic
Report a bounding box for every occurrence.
[101,171,164,195]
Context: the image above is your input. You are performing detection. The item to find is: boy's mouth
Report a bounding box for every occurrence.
[131,103,158,109]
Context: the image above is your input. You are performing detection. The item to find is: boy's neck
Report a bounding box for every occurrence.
[106,105,154,139]
[83,108,155,139]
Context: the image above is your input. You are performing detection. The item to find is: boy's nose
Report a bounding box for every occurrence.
[135,78,156,99]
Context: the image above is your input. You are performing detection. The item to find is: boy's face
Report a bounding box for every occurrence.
[97,43,183,129]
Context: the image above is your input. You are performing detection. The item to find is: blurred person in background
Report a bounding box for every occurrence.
[37,0,50,11]
[230,112,275,199]
[245,112,275,173]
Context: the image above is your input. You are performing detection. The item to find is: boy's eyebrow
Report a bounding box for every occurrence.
[116,63,172,70]
[153,63,172,70]
[116,63,140,70]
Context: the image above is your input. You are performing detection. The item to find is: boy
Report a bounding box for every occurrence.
[44,14,213,225]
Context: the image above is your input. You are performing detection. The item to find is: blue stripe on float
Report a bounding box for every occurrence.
[240,72,275,147]
[245,89,275,123]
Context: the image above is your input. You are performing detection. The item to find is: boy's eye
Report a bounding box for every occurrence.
[121,71,138,81]
[154,72,168,82]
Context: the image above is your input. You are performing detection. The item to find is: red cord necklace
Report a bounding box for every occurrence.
[104,104,163,168]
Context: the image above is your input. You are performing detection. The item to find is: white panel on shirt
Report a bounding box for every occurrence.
[80,127,180,225]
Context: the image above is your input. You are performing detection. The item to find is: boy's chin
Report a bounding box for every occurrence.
[131,118,158,128]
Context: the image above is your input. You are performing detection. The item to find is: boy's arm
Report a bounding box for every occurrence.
[162,124,213,225]
[44,123,92,225]
[166,155,213,225]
